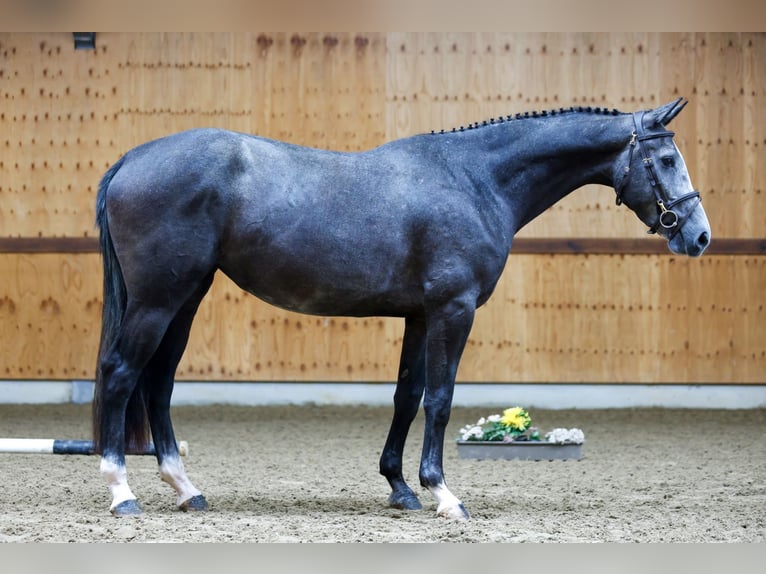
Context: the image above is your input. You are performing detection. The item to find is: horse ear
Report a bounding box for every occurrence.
[647,97,688,127]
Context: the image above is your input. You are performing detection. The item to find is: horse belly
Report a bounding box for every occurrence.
[219,243,418,318]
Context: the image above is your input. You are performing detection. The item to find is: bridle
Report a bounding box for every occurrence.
[615,111,701,238]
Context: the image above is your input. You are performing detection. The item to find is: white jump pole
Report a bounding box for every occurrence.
[0,438,188,456]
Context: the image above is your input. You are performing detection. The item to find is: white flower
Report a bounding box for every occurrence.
[545,428,585,444]
[487,414,501,423]
[477,417,486,425]
[460,425,485,440]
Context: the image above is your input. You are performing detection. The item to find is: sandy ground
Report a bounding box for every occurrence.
[0,403,763,542]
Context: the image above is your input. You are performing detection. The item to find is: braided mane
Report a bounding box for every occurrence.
[429,105,625,135]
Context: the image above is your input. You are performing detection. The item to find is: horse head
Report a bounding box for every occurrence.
[614,98,711,257]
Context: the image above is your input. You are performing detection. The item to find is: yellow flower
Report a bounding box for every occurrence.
[500,407,530,430]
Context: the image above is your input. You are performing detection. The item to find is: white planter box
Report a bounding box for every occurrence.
[456,440,583,461]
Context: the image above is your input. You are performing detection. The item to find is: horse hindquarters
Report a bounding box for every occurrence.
[94,156,218,515]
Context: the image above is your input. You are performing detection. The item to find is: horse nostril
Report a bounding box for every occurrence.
[698,231,710,247]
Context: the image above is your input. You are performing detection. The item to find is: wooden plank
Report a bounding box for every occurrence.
[0,237,100,253]
[511,238,766,255]
[0,253,102,380]
[659,33,697,168]
[1,237,764,255]
[741,32,766,238]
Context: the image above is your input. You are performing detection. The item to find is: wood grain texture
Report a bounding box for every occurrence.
[0,253,101,380]
[1,253,762,384]
[462,254,766,383]
[0,32,763,239]
[0,33,763,385]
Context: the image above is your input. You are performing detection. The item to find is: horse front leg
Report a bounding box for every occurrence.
[380,315,427,510]
[419,298,475,521]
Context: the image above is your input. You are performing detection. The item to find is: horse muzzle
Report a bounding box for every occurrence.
[664,200,711,257]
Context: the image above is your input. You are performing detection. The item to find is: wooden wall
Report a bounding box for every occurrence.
[1,33,764,384]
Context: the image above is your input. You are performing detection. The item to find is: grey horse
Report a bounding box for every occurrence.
[92,98,710,519]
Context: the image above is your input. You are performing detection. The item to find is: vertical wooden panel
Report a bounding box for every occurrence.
[741,33,766,237]
[0,33,118,238]
[695,33,742,238]
[115,32,255,147]
[0,254,101,379]
[659,33,697,165]
[252,32,385,150]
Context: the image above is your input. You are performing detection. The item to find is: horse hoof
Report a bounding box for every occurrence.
[179,494,208,512]
[437,502,470,521]
[388,491,423,511]
[111,499,143,517]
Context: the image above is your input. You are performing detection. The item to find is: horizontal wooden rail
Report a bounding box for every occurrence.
[512,237,766,255]
[0,237,100,253]
[0,237,764,255]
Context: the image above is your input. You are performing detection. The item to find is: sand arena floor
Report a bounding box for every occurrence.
[0,403,763,542]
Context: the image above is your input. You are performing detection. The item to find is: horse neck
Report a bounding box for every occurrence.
[453,113,634,234]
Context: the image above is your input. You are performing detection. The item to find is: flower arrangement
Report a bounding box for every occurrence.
[458,406,584,444]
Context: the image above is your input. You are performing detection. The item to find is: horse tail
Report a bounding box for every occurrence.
[92,155,149,453]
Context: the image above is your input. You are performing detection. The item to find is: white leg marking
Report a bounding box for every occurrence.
[100,457,137,510]
[159,456,202,507]
[428,482,469,521]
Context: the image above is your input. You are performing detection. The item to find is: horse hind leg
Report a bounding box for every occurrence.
[143,273,214,512]
[98,303,179,516]
[379,315,427,511]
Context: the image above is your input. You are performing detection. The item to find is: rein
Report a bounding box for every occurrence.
[615,111,701,238]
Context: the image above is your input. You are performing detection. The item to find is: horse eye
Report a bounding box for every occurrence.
[661,156,675,168]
